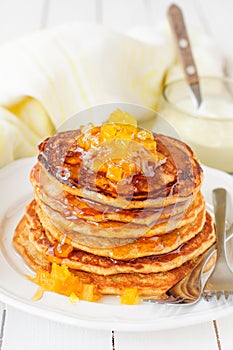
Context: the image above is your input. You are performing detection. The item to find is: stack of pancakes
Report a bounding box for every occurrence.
[13,115,215,299]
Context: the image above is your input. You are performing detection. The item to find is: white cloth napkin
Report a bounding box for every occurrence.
[0,23,223,167]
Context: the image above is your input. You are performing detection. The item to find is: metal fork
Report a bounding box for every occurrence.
[203,188,233,301]
[143,188,233,306]
[143,246,214,306]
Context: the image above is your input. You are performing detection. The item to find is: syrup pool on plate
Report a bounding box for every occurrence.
[159,77,233,172]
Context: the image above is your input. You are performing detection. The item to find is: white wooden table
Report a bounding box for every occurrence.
[0,1,233,349]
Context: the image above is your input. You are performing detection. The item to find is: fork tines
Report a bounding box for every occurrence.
[142,295,187,305]
[203,290,233,301]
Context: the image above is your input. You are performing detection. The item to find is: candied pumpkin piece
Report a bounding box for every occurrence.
[28,263,100,302]
[136,129,153,141]
[51,262,70,281]
[82,284,95,301]
[108,109,137,126]
[69,292,79,304]
[78,124,100,151]
[120,288,139,305]
[106,162,124,181]
[91,158,104,172]
[116,125,137,140]
[100,123,117,142]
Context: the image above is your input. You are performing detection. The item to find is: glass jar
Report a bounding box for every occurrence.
[159,77,233,172]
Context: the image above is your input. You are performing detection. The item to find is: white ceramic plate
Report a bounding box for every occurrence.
[0,157,233,332]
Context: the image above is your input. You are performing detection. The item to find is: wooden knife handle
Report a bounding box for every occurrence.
[167,4,199,85]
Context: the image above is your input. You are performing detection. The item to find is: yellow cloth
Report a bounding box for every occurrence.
[0,23,223,168]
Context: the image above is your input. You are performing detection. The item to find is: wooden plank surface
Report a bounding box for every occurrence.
[101,0,147,31]
[216,314,233,350]
[0,0,45,43]
[115,321,219,350]
[2,306,111,350]
[196,0,233,58]
[47,0,97,27]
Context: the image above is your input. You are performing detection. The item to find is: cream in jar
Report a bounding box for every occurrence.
[159,78,233,172]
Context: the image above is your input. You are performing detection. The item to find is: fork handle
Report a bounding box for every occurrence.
[212,188,227,262]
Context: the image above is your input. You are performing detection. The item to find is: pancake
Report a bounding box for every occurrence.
[29,200,207,259]
[16,200,215,276]
[32,201,207,259]
[35,190,205,241]
[31,163,193,226]
[37,129,203,209]
[13,216,51,272]
[13,213,204,297]
[26,201,206,260]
